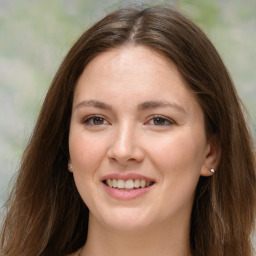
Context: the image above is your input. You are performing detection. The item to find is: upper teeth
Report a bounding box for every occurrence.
[105,179,153,189]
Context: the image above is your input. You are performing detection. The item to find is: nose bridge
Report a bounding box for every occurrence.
[108,119,143,163]
[115,120,135,155]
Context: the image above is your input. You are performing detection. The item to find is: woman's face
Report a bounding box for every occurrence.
[69,46,216,231]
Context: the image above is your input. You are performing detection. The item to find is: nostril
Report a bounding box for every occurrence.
[107,137,145,165]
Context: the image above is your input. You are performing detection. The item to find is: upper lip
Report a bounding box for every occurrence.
[101,173,155,182]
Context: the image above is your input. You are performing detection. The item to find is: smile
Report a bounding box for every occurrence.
[104,179,154,190]
[101,173,156,200]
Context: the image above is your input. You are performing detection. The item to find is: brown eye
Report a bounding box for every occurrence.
[147,115,174,126]
[83,115,108,126]
[92,117,104,125]
[153,117,168,125]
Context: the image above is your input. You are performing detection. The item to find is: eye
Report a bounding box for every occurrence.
[146,115,174,126]
[82,115,109,126]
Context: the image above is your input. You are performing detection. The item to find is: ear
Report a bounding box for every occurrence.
[68,160,73,173]
[200,135,221,177]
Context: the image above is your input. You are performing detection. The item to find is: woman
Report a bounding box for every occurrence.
[1,6,255,256]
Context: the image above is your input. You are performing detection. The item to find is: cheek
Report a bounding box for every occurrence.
[68,132,107,205]
[147,130,206,184]
[69,132,107,176]
[147,133,205,215]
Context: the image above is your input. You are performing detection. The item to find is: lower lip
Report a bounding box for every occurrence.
[103,183,154,200]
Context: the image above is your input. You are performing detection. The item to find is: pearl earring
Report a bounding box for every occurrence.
[68,163,73,170]
[210,168,215,173]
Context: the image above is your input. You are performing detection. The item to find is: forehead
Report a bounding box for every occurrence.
[83,46,180,78]
[73,46,201,116]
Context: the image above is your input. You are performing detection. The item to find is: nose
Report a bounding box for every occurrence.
[107,122,145,166]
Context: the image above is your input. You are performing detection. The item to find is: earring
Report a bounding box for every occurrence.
[68,163,73,171]
[210,168,215,173]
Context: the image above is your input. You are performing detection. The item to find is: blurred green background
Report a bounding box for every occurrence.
[0,0,255,213]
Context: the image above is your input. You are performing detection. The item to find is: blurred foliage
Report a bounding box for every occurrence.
[179,0,220,29]
[0,0,255,207]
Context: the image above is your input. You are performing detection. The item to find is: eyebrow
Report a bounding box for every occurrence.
[137,100,187,114]
[74,99,186,114]
[74,100,112,110]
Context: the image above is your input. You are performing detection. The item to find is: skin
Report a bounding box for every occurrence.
[68,46,219,256]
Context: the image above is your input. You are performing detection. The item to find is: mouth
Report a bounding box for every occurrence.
[103,179,155,190]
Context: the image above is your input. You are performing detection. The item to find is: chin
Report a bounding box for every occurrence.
[94,207,155,231]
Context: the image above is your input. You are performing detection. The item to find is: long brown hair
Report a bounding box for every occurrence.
[1,6,255,256]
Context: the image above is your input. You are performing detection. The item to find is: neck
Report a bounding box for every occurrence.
[80,214,192,256]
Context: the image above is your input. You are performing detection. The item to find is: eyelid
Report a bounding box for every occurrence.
[145,115,175,126]
[82,114,110,126]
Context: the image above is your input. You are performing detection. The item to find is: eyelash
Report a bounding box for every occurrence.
[146,115,175,126]
[82,115,174,127]
[82,115,109,126]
